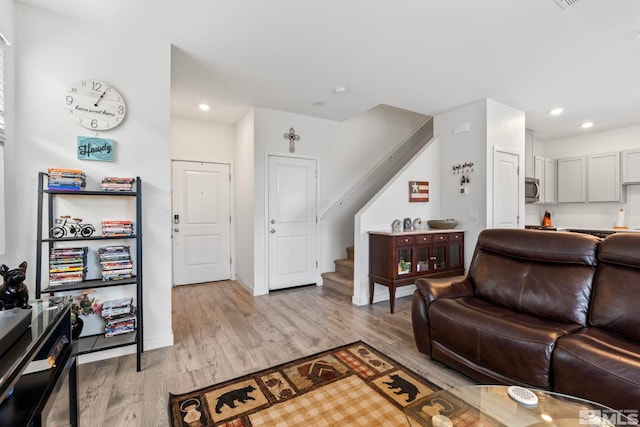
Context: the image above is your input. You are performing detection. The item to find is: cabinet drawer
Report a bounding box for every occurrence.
[394,235,415,245]
[415,234,432,244]
[448,233,463,241]
[433,233,448,242]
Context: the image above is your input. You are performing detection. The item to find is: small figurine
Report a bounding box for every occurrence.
[0,261,31,310]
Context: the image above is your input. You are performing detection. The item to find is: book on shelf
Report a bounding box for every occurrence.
[101,177,134,192]
[99,246,134,280]
[101,220,134,237]
[49,246,88,285]
[47,168,86,191]
[102,303,136,337]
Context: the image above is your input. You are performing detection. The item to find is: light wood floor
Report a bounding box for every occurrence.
[74,281,474,426]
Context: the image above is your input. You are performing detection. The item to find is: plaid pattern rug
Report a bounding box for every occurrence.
[168,341,441,426]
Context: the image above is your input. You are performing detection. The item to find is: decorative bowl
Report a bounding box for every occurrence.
[427,219,458,229]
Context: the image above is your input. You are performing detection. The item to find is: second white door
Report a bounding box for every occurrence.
[268,156,318,290]
[172,161,231,286]
[493,148,520,228]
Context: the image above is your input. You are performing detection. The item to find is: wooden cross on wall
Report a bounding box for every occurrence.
[283,127,300,153]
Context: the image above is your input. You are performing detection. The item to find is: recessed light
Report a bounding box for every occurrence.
[549,108,564,116]
[198,103,211,111]
[581,122,594,129]
[334,86,347,95]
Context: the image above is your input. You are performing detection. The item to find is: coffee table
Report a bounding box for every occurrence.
[405,385,633,426]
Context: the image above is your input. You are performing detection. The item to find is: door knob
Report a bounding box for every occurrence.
[174,228,179,232]
[270,219,276,224]
[270,229,276,233]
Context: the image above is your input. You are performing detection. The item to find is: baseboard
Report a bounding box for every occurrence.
[76,332,174,365]
[352,284,416,306]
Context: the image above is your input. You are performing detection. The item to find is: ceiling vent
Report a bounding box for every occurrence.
[553,0,580,9]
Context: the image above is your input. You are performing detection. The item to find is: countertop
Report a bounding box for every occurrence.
[369,228,465,235]
[525,225,640,233]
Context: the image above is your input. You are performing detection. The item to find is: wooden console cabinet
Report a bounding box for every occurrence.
[369,230,464,313]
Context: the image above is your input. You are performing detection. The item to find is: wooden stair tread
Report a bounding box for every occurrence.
[321,271,354,287]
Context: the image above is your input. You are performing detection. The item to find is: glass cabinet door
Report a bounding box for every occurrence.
[396,247,413,276]
[416,245,431,273]
[449,242,462,269]
[433,244,447,270]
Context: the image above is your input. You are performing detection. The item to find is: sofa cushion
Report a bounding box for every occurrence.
[553,328,640,411]
[469,229,599,325]
[430,297,583,388]
[591,233,640,342]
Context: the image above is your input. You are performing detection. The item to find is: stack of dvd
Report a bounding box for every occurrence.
[101,177,134,192]
[49,247,88,286]
[98,245,133,280]
[101,297,136,337]
[101,220,134,237]
[47,168,86,191]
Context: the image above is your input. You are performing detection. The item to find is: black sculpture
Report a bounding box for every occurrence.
[0,261,31,310]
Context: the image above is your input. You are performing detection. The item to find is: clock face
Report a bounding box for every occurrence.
[64,80,126,130]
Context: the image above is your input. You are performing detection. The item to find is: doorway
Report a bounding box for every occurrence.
[493,147,520,228]
[172,161,231,285]
[267,155,318,290]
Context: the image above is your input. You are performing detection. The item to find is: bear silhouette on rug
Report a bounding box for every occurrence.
[383,374,419,402]
[215,385,256,414]
[0,262,30,310]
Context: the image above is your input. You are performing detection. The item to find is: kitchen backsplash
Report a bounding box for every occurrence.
[525,185,640,229]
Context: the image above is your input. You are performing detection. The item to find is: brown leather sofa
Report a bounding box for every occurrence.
[412,228,640,411]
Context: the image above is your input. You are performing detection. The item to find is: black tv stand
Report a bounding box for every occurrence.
[0,300,78,426]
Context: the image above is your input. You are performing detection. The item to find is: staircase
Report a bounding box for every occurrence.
[321,246,354,296]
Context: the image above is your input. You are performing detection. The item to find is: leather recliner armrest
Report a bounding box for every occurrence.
[415,277,474,304]
[412,277,473,356]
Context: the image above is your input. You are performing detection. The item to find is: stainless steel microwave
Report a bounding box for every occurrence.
[525,177,540,203]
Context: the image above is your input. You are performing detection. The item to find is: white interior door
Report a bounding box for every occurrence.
[172,161,231,285]
[268,156,318,290]
[493,148,520,228]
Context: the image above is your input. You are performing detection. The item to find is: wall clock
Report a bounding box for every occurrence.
[64,79,126,130]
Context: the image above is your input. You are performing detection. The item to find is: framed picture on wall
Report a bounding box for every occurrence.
[409,181,429,202]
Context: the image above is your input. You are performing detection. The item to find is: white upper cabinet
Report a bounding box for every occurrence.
[557,156,587,203]
[588,152,620,202]
[622,149,640,184]
[544,158,556,203]
[525,131,534,177]
[557,152,621,203]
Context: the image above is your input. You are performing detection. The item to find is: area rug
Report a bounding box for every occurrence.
[168,341,442,426]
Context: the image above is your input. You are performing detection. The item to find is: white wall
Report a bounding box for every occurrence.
[353,137,441,306]
[234,109,255,292]
[436,99,525,267]
[252,107,341,294]
[0,0,15,265]
[16,5,173,359]
[436,99,488,267]
[486,99,526,228]
[171,117,235,163]
[529,124,640,229]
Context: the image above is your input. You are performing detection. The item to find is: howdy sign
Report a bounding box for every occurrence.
[77,136,115,161]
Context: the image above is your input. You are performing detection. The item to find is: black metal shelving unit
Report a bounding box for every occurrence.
[35,172,143,371]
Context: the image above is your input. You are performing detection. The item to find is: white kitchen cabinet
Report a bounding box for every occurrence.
[588,152,620,202]
[621,149,640,184]
[544,158,556,203]
[534,156,556,204]
[557,156,587,203]
[557,152,621,203]
[525,131,534,178]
